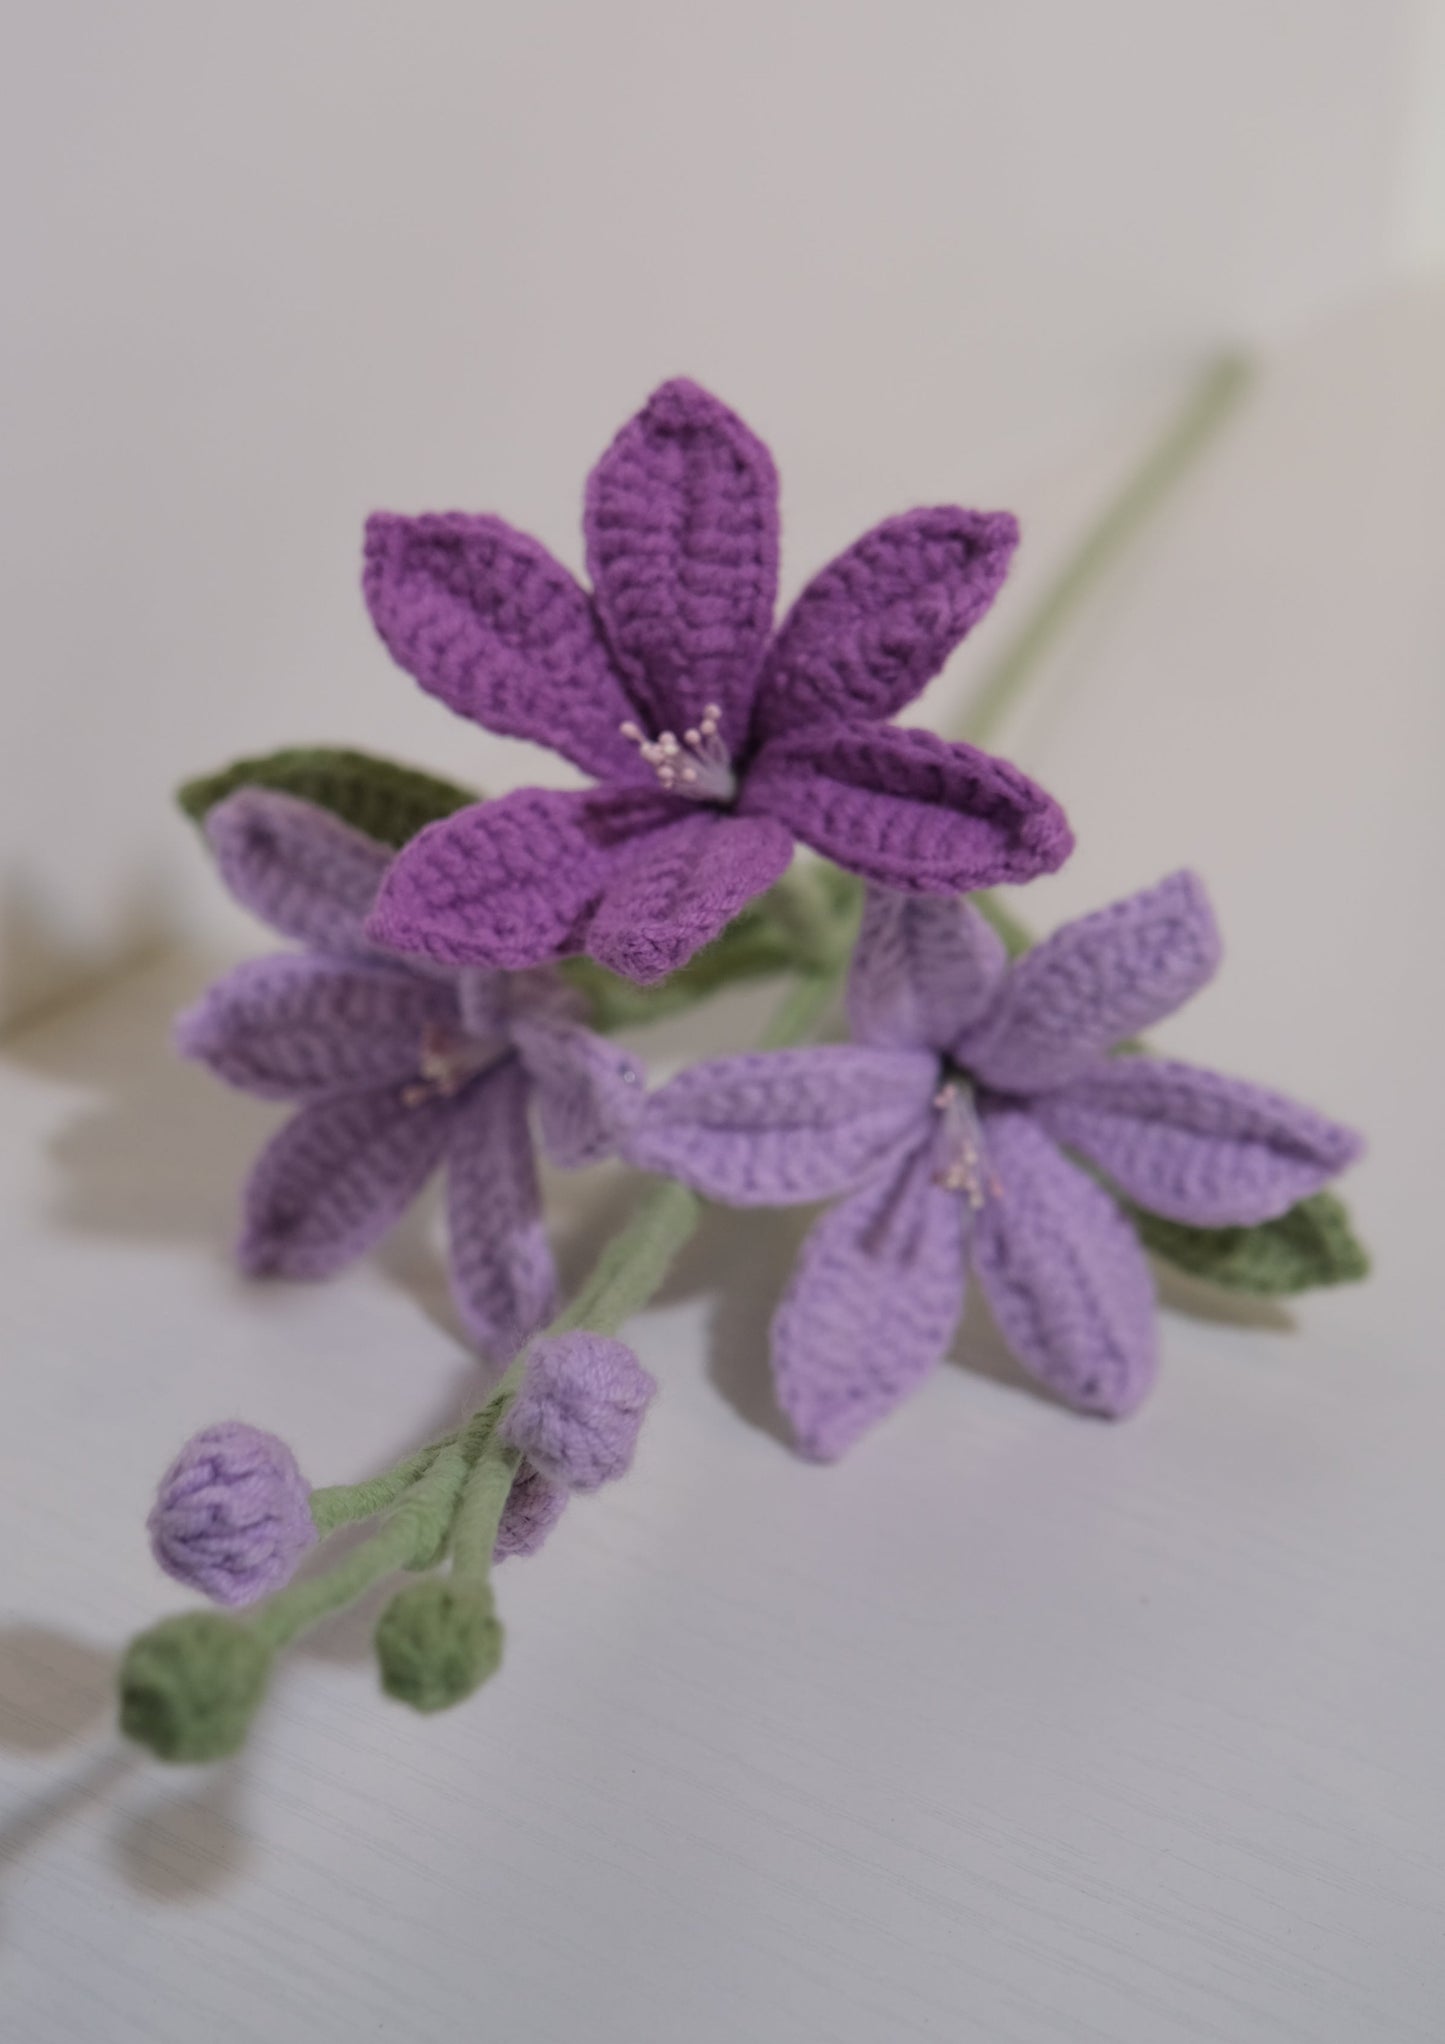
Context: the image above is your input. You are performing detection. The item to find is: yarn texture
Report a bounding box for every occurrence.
[502,1332,656,1491]
[375,1580,503,1712]
[120,1614,273,1763]
[177,787,642,1361]
[632,877,1363,1458]
[362,378,1073,985]
[148,1422,316,1607]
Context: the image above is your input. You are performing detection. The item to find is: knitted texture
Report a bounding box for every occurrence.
[119,1613,273,1763]
[502,1332,656,1491]
[362,377,1073,985]
[493,1460,568,1559]
[1133,1189,1369,1294]
[179,787,642,1362]
[375,1580,503,1712]
[148,1422,316,1608]
[179,746,475,849]
[631,876,1363,1455]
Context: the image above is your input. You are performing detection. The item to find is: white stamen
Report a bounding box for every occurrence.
[402,1024,505,1107]
[932,1076,998,1209]
[617,707,738,804]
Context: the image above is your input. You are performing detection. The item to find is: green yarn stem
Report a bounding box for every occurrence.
[309,1433,460,1535]
[958,353,1252,750]
[448,1437,524,1587]
[552,1179,702,1339]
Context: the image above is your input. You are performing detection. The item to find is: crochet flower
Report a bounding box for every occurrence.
[631,876,1363,1458]
[178,787,643,1359]
[361,378,1073,986]
[148,1422,316,1607]
[502,1332,656,1492]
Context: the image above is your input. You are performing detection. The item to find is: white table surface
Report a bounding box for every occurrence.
[0,286,1441,2042]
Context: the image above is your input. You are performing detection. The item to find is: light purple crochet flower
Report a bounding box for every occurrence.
[631,876,1363,1459]
[178,787,644,1360]
[502,1332,656,1491]
[148,1421,316,1607]
[360,378,1073,986]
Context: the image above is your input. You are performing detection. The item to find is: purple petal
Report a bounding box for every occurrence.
[847,888,1006,1053]
[585,810,793,985]
[362,512,644,782]
[206,790,390,953]
[629,1044,939,1204]
[956,871,1220,1096]
[584,378,778,753]
[511,1016,644,1168]
[364,788,629,971]
[741,724,1073,894]
[970,1107,1157,1418]
[239,1087,453,1279]
[1034,1057,1364,1228]
[772,1140,967,1461]
[755,508,1018,740]
[494,1461,567,1561]
[176,954,455,1101]
[445,1059,557,1363]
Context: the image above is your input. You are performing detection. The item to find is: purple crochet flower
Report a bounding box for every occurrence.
[360,378,1073,986]
[502,1332,656,1491]
[178,787,644,1360]
[630,875,1363,1459]
[148,1421,316,1607]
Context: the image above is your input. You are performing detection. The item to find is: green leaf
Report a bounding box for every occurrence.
[178,747,478,849]
[1132,1190,1370,1296]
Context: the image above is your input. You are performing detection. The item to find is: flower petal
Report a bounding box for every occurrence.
[511,1016,644,1167]
[771,1140,967,1461]
[206,789,390,953]
[585,810,794,985]
[755,507,1018,739]
[584,378,778,751]
[176,954,454,1101]
[629,1044,938,1204]
[445,1059,557,1362]
[847,888,1006,1053]
[364,788,632,971]
[1034,1057,1363,1228]
[363,512,643,782]
[970,1107,1157,1417]
[239,1088,453,1279]
[742,723,1072,894]
[956,871,1220,1095]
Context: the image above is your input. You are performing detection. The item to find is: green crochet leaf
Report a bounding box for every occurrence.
[1132,1190,1370,1296]
[178,747,478,849]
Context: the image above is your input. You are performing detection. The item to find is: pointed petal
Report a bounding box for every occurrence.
[772,1141,966,1461]
[970,1108,1157,1417]
[206,789,390,952]
[511,1017,644,1168]
[364,788,632,971]
[239,1088,452,1279]
[584,378,778,750]
[847,888,1006,1053]
[445,1060,557,1362]
[956,871,1221,1095]
[630,1044,938,1204]
[1035,1057,1363,1228]
[176,954,454,1101]
[742,724,1072,894]
[585,810,793,985]
[756,508,1018,739]
[362,512,643,782]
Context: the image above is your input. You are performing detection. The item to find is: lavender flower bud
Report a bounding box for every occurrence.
[148,1421,316,1607]
[502,1332,656,1492]
[493,1460,567,1561]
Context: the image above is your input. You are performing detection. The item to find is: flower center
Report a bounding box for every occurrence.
[931,1077,998,1209]
[401,1024,506,1107]
[619,703,737,804]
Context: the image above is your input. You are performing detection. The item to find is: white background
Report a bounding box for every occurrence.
[1,7,1443,2041]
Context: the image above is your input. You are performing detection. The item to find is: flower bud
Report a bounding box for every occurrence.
[375,1580,503,1713]
[502,1332,656,1492]
[493,1459,567,1560]
[119,1612,272,1762]
[148,1421,316,1607]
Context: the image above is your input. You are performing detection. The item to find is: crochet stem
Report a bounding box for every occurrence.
[959,352,1251,751]
[309,1434,460,1535]
[448,1438,523,1588]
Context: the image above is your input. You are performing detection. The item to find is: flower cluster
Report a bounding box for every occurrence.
[121,377,1367,1760]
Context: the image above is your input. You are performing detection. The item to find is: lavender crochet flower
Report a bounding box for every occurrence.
[503,1332,656,1491]
[360,378,1073,986]
[178,787,644,1360]
[631,876,1363,1459]
[148,1422,316,1607]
